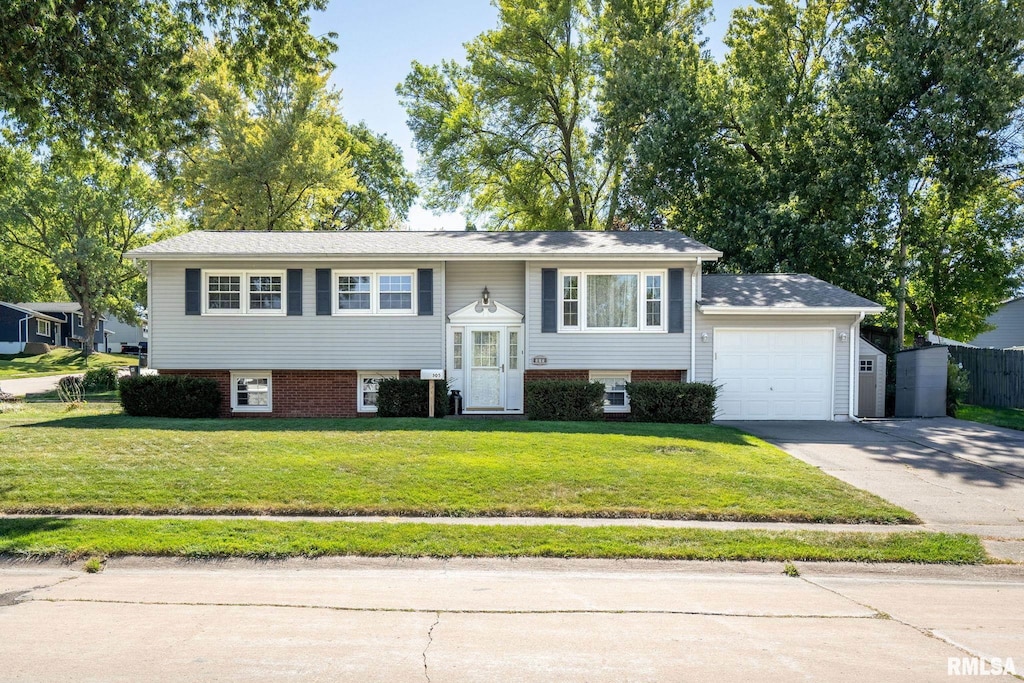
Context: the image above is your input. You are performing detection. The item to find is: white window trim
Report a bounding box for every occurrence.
[230,371,272,413]
[332,270,417,316]
[558,269,667,333]
[358,371,400,412]
[36,319,51,336]
[590,370,632,413]
[203,270,286,316]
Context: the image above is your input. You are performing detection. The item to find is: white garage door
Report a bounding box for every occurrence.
[714,329,834,420]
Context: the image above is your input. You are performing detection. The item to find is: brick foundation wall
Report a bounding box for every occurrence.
[524,369,589,381]
[160,369,418,418]
[632,369,687,382]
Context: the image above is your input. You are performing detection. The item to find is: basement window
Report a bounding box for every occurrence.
[231,372,272,413]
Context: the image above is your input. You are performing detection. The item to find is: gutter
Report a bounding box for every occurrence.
[690,258,700,382]
[848,312,866,422]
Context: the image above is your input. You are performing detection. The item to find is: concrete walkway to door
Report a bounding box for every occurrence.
[722,418,1024,560]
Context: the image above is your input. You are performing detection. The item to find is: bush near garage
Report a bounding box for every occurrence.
[119,375,221,418]
[525,380,604,421]
[626,381,718,424]
[376,378,449,418]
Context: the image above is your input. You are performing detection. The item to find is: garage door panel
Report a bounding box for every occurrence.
[714,329,834,421]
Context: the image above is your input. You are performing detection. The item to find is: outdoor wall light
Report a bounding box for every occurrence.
[701,332,709,343]
[481,286,490,305]
[839,332,848,342]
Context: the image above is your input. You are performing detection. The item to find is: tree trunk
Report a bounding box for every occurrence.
[79,301,98,359]
[896,192,909,350]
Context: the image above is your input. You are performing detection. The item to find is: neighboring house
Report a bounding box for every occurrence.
[127,231,883,421]
[969,297,1024,349]
[0,302,64,354]
[104,314,148,351]
[16,303,109,353]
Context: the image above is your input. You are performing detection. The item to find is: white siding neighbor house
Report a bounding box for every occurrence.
[128,231,883,421]
[970,297,1024,349]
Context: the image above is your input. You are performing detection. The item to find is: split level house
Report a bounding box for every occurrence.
[0,302,109,354]
[127,230,883,421]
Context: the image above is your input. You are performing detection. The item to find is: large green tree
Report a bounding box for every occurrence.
[0,0,335,153]
[399,0,609,231]
[0,146,162,356]
[178,64,358,231]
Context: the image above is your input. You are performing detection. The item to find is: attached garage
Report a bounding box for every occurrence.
[714,328,834,420]
[694,274,885,422]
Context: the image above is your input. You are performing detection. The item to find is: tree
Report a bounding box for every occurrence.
[332,123,419,231]
[0,0,335,154]
[0,146,162,356]
[178,64,359,231]
[838,0,1024,345]
[883,183,1024,341]
[399,0,608,231]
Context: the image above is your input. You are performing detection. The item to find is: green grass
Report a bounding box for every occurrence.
[0,518,986,563]
[0,348,137,380]
[23,389,120,403]
[0,404,917,523]
[958,404,1024,431]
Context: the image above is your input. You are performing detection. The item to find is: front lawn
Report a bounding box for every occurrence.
[0,518,985,563]
[0,404,917,523]
[958,404,1024,432]
[0,348,138,380]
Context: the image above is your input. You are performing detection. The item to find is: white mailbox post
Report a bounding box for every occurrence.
[420,369,445,418]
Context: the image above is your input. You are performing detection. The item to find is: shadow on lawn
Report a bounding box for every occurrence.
[18,413,758,446]
[0,517,71,541]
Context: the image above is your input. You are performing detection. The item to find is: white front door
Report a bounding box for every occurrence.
[467,328,503,410]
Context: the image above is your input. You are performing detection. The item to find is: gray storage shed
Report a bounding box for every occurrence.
[857,338,887,418]
[894,346,948,418]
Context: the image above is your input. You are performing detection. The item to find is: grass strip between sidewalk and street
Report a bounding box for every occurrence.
[0,518,987,564]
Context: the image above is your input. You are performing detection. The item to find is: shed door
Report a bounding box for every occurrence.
[713,329,834,420]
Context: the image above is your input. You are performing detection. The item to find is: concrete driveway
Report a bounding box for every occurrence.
[726,418,1024,551]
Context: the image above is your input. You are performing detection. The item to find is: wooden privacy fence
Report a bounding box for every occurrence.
[947,346,1024,408]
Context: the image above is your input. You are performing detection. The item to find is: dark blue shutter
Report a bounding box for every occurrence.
[316,269,331,315]
[185,269,201,316]
[417,269,433,316]
[668,268,685,333]
[286,269,303,316]
[541,268,558,333]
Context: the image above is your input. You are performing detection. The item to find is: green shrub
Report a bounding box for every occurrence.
[57,375,85,403]
[83,366,118,391]
[119,375,221,418]
[947,360,970,417]
[525,380,604,421]
[376,378,449,418]
[626,381,718,424]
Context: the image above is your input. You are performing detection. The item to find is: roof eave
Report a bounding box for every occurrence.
[127,251,724,262]
[698,305,885,315]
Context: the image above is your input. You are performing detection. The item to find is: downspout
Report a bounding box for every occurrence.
[848,312,865,421]
[689,258,700,383]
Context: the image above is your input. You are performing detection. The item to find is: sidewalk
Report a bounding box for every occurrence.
[0,374,80,397]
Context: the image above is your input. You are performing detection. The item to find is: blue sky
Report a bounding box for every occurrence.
[309,1,749,229]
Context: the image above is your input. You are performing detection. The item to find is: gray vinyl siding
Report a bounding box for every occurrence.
[694,312,857,418]
[525,261,695,371]
[445,261,525,316]
[971,299,1024,349]
[150,260,443,370]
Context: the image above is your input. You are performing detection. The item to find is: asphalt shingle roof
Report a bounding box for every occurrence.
[127,230,722,259]
[700,274,882,310]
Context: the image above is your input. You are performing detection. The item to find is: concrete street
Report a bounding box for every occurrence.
[0,374,79,397]
[1,557,1022,682]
